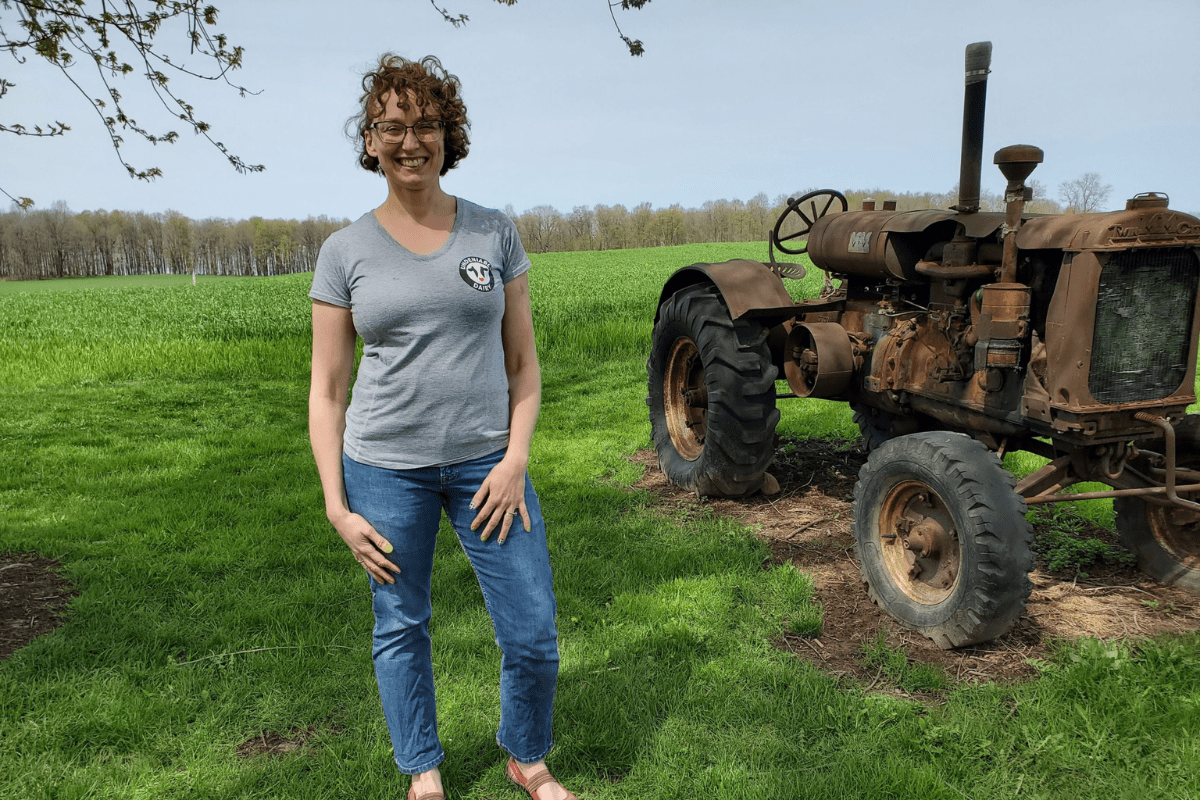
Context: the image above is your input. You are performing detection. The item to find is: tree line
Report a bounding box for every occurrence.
[508,185,1064,254]
[0,204,348,281]
[1,183,1070,281]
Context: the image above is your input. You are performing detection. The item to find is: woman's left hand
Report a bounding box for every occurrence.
[469,456,531,544]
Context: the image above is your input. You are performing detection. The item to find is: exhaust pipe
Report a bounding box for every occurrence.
[954,41,992,214]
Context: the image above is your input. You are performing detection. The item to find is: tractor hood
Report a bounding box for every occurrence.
[1016,204,1200,251]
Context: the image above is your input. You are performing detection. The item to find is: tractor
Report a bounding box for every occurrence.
[647,42,1200,647]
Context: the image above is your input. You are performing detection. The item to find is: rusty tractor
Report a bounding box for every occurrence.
[647,42,1200,647]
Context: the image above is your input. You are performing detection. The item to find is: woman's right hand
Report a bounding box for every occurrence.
[330,510,401,584]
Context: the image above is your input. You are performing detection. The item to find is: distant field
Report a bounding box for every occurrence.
[0,273,254,296]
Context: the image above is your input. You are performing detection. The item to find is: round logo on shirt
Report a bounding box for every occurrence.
[459,257,496,292]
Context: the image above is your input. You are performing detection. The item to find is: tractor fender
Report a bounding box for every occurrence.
[655,259,797,325]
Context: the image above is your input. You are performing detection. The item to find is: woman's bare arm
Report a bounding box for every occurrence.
[470,273,541,543]
[309,299,400,583]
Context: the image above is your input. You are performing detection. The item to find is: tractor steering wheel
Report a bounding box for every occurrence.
[770,190,848,256]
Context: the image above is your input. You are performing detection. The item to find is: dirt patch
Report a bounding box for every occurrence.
[630,438,1200,692]
[0,553,76,660]
[0,554,337,757]
[236,724,336,758]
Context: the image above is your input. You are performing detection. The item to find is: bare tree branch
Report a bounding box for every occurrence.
[1,183,34,209]
[1058,172,1113,214]
[0,0,263,206]
[431,0,649,56]
[609,0,648,56]
[428,0,470,28]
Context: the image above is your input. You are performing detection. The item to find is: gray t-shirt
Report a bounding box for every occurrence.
[309,199,532,469]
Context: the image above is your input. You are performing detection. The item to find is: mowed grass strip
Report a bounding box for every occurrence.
[0,273,255,296]
[1,243,1197,799]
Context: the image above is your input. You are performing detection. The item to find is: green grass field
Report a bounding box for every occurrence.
[1,244,1197,799]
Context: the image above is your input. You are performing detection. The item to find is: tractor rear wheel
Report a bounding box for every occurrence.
[647,284,778,497]
[1114,416,1200,592]
[851,403,907,453]
[852,432,1034,648]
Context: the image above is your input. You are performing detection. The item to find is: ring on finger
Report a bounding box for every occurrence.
[508,509,519,516]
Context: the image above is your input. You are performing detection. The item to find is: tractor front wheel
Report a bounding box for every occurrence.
[647,284,778,497]
[852,432,1034,648]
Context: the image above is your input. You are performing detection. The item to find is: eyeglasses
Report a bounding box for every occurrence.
[369,119,444,144]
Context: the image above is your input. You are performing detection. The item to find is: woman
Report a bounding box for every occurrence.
[308,55,576,800]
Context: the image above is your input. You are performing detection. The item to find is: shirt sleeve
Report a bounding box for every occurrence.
[309,233,352,308]
[500,215,533,284]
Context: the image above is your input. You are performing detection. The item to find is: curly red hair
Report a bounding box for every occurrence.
[349,54,470,176]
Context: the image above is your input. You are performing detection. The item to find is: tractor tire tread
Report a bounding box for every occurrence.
[647,284,779,497]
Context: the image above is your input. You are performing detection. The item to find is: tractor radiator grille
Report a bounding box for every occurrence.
[1089,247,1200,404]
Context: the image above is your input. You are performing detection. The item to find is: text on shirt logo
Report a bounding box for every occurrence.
[459,257,496,292]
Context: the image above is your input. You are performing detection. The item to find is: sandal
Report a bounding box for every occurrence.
[506,758,579,800]
[407,786,445,800]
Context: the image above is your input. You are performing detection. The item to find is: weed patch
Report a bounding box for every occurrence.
[1028,504,1135,578]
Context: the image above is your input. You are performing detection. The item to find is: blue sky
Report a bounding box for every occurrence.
[5,0,1199,220]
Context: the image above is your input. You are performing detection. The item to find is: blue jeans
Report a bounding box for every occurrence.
[342,449,560,775]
